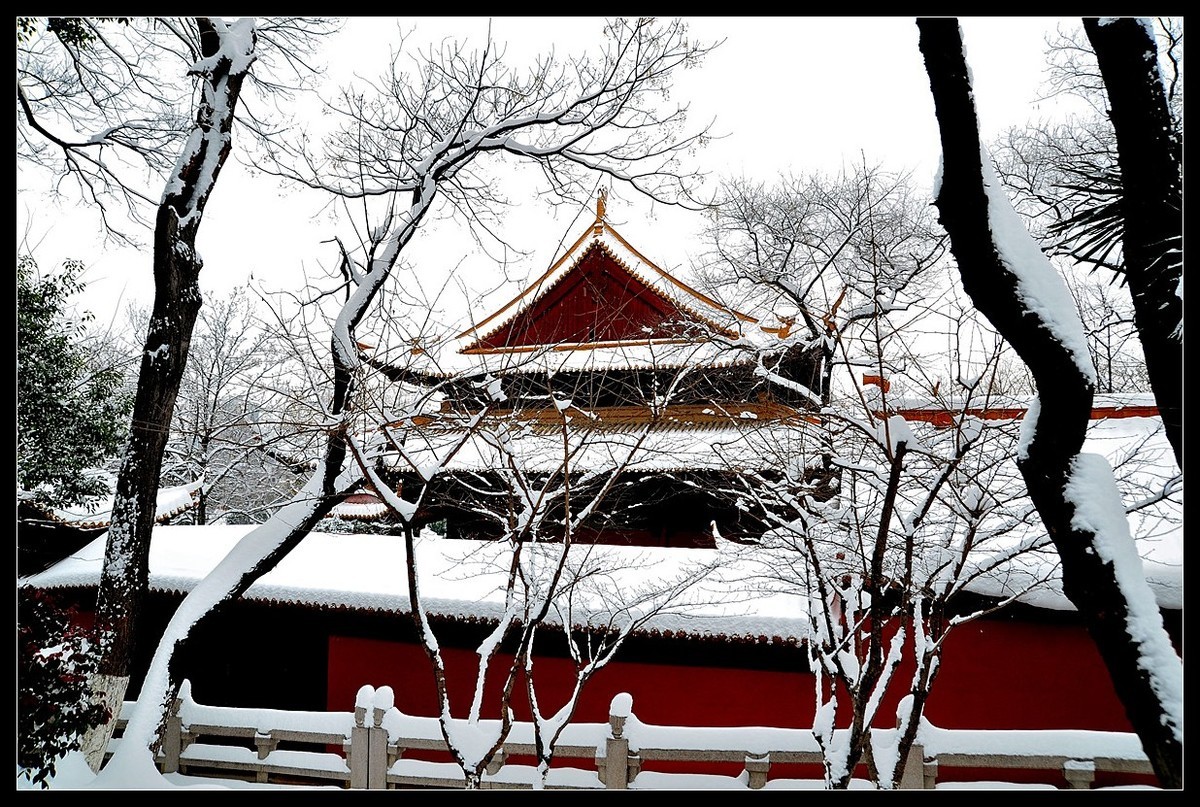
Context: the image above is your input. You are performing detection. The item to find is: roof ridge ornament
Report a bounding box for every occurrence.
[593,187,608,236]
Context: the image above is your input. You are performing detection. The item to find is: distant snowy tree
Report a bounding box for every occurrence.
[918,16,1182,787]
[152,287,307,524]
[1061,272,1150,394]
[693,163,946,407]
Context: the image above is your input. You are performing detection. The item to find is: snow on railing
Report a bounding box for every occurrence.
[109,686,1154,790]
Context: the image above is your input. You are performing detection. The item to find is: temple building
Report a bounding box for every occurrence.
[358,191,827,547]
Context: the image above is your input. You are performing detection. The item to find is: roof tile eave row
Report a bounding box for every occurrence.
[136,581,808,646]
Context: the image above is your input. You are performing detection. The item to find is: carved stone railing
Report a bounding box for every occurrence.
[108,684,1153,790]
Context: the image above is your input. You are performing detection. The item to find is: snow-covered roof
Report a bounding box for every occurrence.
[384,412,819,475]
[23,526,812,645]
[20,479,205,530]
[459,222,753,346]
[327,492,391,522]
[381,398,1173,487]
[429,337,767,378]
[22,514,1180,650]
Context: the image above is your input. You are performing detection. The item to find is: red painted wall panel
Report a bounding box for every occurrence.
[924,618,1133,731]
[328,617,1134,731]
[327,636,810,728]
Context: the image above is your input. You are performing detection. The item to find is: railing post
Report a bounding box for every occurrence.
[349,685,374,790]
[602,737,630,788]
[368,686,393,790]
[898,743,926,789]
[367,707,388,789]
[922,757,939,790]
[159,696,184,774]
[601,693,637,789]
[254,731,278,783]
[745,754,770,789]
[1063,760,1096,790]
[254,731,278,762]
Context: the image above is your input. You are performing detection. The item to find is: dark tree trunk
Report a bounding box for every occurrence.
[84,18,256,770]
[917,18,1182,788]
[92,206,204,677]
[1081,17,1183,469]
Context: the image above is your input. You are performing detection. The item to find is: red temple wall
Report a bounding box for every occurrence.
[327,615,1133,731]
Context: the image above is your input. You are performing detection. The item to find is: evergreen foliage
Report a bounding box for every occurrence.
[17,255,131,509]
[17,587,110,788]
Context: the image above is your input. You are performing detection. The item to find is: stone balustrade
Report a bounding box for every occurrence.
[108,685,1153,790]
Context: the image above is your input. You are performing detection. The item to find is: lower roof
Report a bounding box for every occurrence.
[23,522,1181,649]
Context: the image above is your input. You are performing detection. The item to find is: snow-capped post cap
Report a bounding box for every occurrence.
[610,692,633,717]
[373,685,395,727]
[174,679,195,722]
[609,692,633,738]
[355,684,376,727]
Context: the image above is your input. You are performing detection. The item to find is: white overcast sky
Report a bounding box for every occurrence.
[17,16,1092,330]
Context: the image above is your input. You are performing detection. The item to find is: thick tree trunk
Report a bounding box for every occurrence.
[82,17,255,772]
[84,190,207,775]
[1081,17,1183,468]
[917,18,1182,788]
